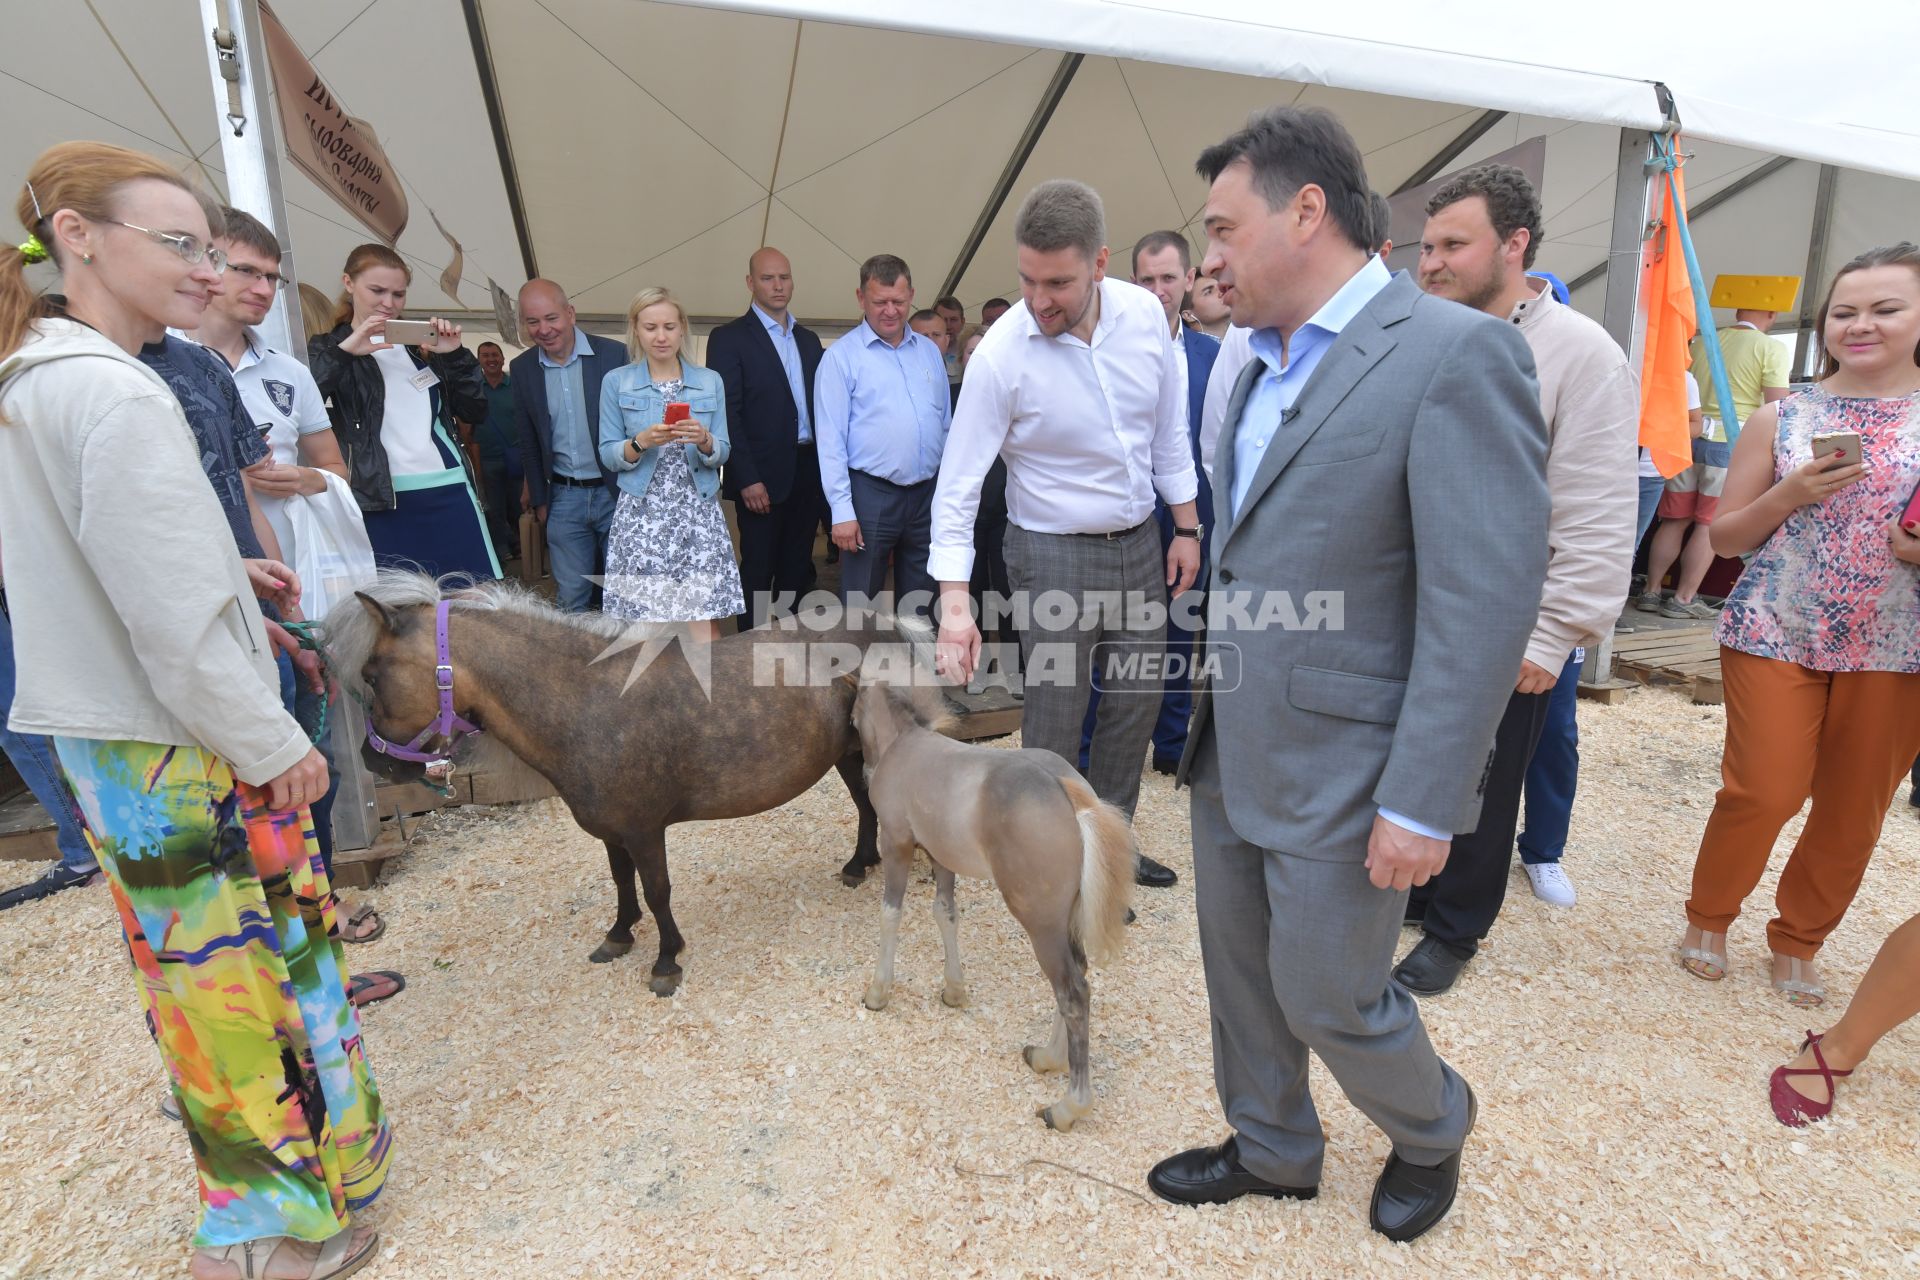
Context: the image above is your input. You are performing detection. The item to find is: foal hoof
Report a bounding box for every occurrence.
[649,969,682,997]
[940,983,969,1009]
[1039,1103,1079,1133]
[588,938,634,964]
[1023,1044,1065,1075]
[839,870,867,888]
[863,983,891,1011]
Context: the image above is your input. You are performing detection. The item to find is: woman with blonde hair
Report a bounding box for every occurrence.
[596,286,741,640]
[0,142,388,1278]
[308,242,496,579]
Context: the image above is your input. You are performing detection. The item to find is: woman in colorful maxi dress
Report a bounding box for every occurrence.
[0,143,390,1279]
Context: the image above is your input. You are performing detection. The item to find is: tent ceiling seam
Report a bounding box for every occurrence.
[1390,109,1506,195]
[0,69,195,165]
[463,0,539,280]
[533,0,769,194]
[81,0,218,191]
[1113,61,1188,231]
[760,20,805,249]
[769,49,1044,194]
[575,197,770,298]
[305,0,382,60]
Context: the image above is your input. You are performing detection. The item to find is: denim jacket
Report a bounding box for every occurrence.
[597,360,731,502]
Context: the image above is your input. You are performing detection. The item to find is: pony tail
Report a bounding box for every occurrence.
[0,241,44,365]
[1056,772,1136,966]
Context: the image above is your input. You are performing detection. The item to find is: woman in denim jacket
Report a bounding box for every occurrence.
[597,286,742,640]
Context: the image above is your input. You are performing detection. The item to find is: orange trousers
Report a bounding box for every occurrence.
[1686,648,1920,959]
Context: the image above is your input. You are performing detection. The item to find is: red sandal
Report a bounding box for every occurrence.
[1769,1031,1852,1127]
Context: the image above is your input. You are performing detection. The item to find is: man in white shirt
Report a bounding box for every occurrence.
[931,179,1201,884]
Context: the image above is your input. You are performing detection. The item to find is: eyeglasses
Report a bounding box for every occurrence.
[106,220,227,273]
[225,262,285,289]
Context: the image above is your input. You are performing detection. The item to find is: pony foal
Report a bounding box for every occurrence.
[851,681,1135,1132]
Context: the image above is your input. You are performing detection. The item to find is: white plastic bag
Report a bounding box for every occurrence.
[286,471,377,619]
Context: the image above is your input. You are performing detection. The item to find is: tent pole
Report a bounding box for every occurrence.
[462,0,538,282]
[1581,127,1657,690]
[1568,155,1798,297]
[1390,109,1507,195]
[199,0,299,357]
[939,52,1082,301]
[1792,164,1839,377]
[201,0,383,857]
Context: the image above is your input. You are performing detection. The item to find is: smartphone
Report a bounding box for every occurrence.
[1811,431,1862,462]
[375,318,436,346]
[663,402,691,425]
[1901,474,1920,532]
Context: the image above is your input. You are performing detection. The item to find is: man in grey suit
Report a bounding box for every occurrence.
[1148,106,1551,1243]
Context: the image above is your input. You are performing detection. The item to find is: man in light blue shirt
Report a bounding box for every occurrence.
[815,254,951,616]
[512,279,628,611]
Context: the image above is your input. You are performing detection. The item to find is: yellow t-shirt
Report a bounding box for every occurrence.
[1690,324,1790,441]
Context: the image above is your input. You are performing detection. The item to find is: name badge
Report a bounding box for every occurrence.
[410,367,441,392]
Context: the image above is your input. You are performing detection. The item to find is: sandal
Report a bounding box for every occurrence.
[1772,954,1826,1007]
[347,970,406,1008]
[196,1228,379,1280]
[339,902,384,945]
[1677,927,1728,980]
[1769,1031,1851,1127]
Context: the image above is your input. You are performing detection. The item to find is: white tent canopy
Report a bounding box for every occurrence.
[8,0,1920,335]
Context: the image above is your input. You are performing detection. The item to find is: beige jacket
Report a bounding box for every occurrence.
[1510,286,1641,672]
[0,320,306,784]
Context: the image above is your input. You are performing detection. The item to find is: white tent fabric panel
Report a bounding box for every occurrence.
[691,0,1920,181]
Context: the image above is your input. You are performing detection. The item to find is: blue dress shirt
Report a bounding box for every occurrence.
[754,303,812,444]
[814,321,951,525]
[1228,257,1447,841]
[541,327,599,480]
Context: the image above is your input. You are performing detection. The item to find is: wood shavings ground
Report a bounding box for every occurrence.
[3,688,1917,1278]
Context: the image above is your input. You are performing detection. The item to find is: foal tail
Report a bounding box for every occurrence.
[1057,773,1137,967]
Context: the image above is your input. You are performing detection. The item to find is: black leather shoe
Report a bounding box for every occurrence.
[1369,1083,1475,1242]
[1150,754,1181,776]
[1392,935,1473,996]
[1136,854,1178,888]
[1148,1136,1318,1207]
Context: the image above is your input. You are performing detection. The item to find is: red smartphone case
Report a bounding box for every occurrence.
[664,402,691,424]
[1901,474,1920,532]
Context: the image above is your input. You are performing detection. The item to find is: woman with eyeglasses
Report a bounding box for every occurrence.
[0,142,390,1278]
[309,242,497,580]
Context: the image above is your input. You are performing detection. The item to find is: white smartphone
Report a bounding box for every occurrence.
[1811,431,1862,462]
[374,318,436,346]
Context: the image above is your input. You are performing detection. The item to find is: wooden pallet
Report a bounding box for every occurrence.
[1611,624,1724,704]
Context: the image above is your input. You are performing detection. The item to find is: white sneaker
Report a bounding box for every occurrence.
[1523,862,1577,907]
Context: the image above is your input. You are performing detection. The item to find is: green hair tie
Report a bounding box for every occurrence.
[16,233,48,265]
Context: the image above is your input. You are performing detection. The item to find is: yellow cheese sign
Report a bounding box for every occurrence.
[1709,274,1800,312]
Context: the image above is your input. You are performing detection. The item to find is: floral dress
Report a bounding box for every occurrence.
[602,377,746,622]
[1716,386,1920,672]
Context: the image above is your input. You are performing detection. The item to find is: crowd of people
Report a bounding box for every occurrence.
[1,101,1918,1272]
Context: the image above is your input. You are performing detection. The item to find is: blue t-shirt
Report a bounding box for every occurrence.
[478,374,519,462]
[138,335,270,560]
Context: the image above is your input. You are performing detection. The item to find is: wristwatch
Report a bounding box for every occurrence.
[1173,524,1203,540]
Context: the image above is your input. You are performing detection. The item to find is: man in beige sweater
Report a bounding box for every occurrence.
[1395,163,1640,995]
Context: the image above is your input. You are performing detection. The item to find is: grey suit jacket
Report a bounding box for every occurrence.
[1180,271,1551,859]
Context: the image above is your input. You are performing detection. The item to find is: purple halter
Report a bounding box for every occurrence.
[365,599,483,776]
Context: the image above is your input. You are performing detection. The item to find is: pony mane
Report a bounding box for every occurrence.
[877,676,957,736]
[318,567,629,696]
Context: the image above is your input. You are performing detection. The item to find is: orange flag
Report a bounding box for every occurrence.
[1639,165,1695,479]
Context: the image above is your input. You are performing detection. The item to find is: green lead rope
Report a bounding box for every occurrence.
[279,621,333,747]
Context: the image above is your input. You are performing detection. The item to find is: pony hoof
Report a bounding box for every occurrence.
[1039,1104,1078,1133]
[649,970,682,997]
[588,938,634,964]
[862,984,891,1011]
[1022,1045,1064,1074]
[839,870,867,888]
[940,984,969,1009]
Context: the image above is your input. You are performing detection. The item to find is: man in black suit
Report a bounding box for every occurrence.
[706,247,825,630]
[512,278,629,611]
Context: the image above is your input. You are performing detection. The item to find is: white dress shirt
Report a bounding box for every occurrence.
[929,278,1198,582]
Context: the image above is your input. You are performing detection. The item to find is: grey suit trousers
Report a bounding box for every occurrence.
[1004,520,1165,819]
[1188,725,1472,1182]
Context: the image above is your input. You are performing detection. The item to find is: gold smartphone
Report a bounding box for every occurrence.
[375,318,436,346]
